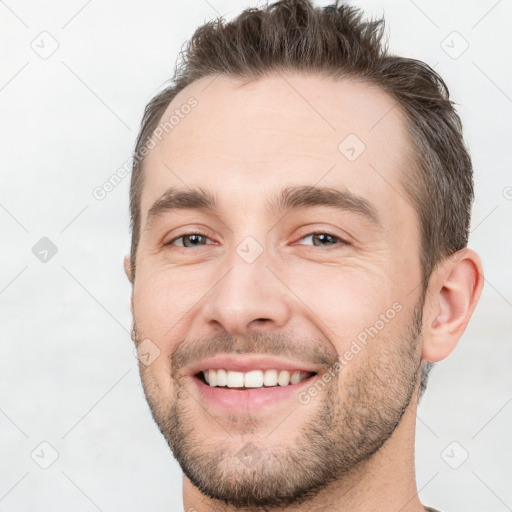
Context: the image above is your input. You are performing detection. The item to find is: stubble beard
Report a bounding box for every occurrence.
[134,304,423,509]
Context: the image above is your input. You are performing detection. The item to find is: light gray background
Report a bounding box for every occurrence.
[1,0,511,510]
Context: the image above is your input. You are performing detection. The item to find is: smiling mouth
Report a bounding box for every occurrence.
[196,369,317,389]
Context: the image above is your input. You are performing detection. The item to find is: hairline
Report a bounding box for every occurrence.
[130,71,432,283]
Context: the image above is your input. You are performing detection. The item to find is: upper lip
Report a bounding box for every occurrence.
[186,354,320,376]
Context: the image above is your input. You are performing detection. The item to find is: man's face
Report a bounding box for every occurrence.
[130,73,425,507]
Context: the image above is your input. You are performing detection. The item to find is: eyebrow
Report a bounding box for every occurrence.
[145,186,218,232]
[144,184,381,231]
[266,184,381,227]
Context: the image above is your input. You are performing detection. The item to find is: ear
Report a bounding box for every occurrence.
[124,255,133,284]
[421,248,484,363]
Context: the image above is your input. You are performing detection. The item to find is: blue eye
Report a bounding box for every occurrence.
[167,233,212,248]
[165,231,346,249]
[298,232,345,247]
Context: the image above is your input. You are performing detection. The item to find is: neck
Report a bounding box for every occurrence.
[182,391,426,512]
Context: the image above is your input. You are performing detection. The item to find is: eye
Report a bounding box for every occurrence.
[296,232,347,248]
[166,233,214,248]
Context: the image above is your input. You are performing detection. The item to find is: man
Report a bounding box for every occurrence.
[123,1,483,510]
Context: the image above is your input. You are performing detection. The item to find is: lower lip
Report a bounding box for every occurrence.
[190,374,318,411]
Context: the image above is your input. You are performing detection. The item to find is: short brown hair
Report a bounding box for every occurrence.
[128,0,475,399]
[129,0,473,292]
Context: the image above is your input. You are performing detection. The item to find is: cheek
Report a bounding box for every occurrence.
[284,262,398,344]
[132,272,190,384]
[133,265,209,336]
[333,310,414,396]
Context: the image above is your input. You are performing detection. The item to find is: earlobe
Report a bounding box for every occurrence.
[123,255,133,284]
[422,248,484,363]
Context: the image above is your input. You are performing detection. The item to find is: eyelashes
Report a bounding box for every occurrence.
[165,231,348,249]
[165,233,214,248]
[294,231,348,248]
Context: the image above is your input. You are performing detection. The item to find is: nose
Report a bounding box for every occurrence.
[202,246,292,336]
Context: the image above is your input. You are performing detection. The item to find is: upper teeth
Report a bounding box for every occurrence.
[202,369,310,388]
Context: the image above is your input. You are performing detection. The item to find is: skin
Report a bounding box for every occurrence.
[124,72,483,511]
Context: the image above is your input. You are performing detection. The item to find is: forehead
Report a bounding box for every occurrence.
[140,72,415,227]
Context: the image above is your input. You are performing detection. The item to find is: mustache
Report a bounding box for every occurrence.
[169,331,339,377]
